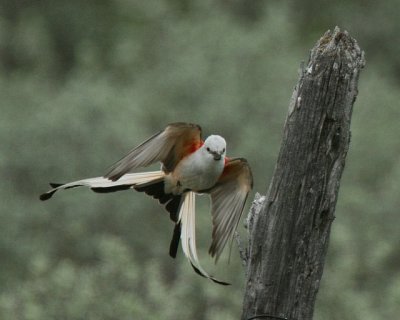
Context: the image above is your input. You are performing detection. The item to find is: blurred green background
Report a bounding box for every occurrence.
[1,0,399,319]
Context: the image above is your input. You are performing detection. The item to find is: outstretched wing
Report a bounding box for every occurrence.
[208,158,253,262]
[105,123,203,181]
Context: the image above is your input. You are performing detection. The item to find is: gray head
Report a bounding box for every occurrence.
[203,135,226,161]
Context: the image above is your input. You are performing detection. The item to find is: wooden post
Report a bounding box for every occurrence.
[241,27,365,320]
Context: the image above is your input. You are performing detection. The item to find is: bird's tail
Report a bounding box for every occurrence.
[133,179,185,258]
[40,171,229,285]
[39,171,165,201]
[134,179,183,223]
[178,191,229,285]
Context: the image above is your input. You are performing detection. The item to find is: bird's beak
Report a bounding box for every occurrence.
[213,153,221,161]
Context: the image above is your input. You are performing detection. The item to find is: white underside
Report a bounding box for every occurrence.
[165,148,225,194]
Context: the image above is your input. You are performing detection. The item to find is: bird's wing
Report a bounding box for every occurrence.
[208,158,253,262]
[39,171,165,201]
[179,191,229,285]
[105,123,203,180]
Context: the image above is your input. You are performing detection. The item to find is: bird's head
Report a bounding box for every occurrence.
[203,135,226,161]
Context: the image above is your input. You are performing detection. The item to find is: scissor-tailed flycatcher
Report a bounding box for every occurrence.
[40,123,253,284]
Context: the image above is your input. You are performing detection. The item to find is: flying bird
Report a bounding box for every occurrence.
[40,122,253,284]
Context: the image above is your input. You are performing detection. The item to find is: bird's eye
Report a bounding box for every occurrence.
[222,148,225,153]
[206,147,210,152]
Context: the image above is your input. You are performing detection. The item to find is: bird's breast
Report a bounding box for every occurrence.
[166,150,224,194]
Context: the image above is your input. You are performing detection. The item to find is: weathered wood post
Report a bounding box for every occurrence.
[241,27,365,320]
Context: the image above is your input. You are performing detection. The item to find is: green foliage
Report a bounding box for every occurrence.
[1,1,399,319]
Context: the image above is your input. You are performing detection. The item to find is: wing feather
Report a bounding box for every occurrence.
[105,123,202,180]
[208,158,253,262]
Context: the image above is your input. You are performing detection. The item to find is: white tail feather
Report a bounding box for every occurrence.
[179,192,198,263]
[179,192,228,285]
[40,171,165,200]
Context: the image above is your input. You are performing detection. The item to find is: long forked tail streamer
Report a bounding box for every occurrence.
[39,171,165,200]
[179,192,229,285]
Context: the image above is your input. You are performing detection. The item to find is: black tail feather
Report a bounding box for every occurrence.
[135,179,165,199]
[166,197,182,222]
[49,183,63,188]
[135,179,182,223]
[40,181,135,201]
[51,182,84,190]
[39,182,65,201]
[39,190,57,201]
[169,223,181,258]
[190,263,230,285]
[91,185,132,193]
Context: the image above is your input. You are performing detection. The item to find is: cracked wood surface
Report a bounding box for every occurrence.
[241,27,365,320]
